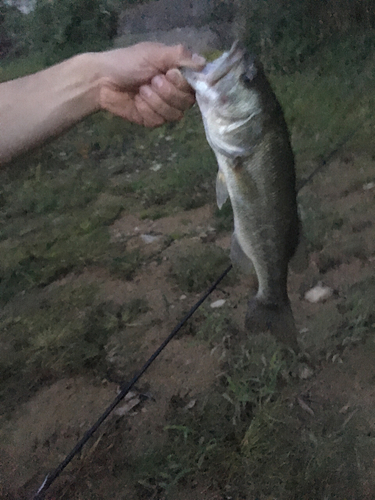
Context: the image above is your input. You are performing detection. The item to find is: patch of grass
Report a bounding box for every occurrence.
[116,339,295,497]
[0,286,150,413]
[0,218,111,303]
[0,284,115,396]
[194,305,236,346]
[108,249,142,281]
[239,400,362,499]
[0,53,47,82]
[340,276,375,343]
[271,34,375,178]
[170,244,231,293]
[121,297,149,323]
[127,352,362,499]
[134,148,216,210]
[139,207,169,220]
[0,153,135,303]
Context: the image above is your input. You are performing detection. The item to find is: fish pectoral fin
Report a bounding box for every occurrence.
[230,232,254,274]
[216,170,229,209]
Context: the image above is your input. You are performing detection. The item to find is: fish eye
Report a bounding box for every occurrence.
[241,63,258,86]
[241,73,252,85]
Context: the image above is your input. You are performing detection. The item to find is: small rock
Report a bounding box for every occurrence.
[210,299,226,308]
[339,403,351,414]
[179,294,187,300]
[304,284,333,303]
[363,181,375,190]
[184,399,196,411]
[140,234,160,244]
[150,163,162,172]
[298,364,314,380]
[331,353,343,364]
[114,396,141,416]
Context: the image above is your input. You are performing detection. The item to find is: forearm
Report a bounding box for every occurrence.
[0,43,203,165]
[0,53,103,165]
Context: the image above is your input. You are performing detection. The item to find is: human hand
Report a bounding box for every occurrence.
[97,42,206,127]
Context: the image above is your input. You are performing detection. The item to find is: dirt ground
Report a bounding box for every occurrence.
[1,150,375,499]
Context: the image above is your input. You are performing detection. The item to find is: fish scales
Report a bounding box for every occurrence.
[182,42,301,349]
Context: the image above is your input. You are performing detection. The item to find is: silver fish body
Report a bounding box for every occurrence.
[182,43,300,349]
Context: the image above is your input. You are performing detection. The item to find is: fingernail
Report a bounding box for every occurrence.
[153,75,164,88]
[192,53,206,66]
[141,85,152,97]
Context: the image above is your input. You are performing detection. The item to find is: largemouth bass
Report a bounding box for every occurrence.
[182,42,301,349]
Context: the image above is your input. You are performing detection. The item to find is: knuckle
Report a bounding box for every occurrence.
[166,69,184,88]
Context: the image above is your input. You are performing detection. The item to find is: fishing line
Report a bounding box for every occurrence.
[31,264,232,500]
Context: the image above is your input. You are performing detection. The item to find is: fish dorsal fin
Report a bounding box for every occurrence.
[230,232,254,275]
[216,170,229,209]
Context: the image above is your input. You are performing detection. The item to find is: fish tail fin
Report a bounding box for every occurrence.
[245,298,299,351]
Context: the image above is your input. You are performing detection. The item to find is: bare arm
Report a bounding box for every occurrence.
[0,43,205,165]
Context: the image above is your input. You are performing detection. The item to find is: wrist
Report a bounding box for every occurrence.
[91,50,126,113]
[72,52,109,114]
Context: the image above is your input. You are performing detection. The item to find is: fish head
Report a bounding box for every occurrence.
[181,41,260,122]
[181,41,263,156]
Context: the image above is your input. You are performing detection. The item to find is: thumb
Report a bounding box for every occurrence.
[158,44,206,72]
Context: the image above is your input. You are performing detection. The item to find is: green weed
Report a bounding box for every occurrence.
[0,53,46,82]
[270,35,375,184]
[239,398,365,499]
[0,284,110,395]
[194,305,236,346]
[108,249,142,281]
[0,285,149,413]
[340,276,375,343]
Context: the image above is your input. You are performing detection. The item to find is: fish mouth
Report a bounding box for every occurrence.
[206,40,245,86]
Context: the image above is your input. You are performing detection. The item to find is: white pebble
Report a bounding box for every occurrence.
[299,365,314,380]
[363,181,375,190]
[184,399,196,410]
[304,284,333,303]
[140,234,160,244]
[210,299,226,308]
[179,295,187,300]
